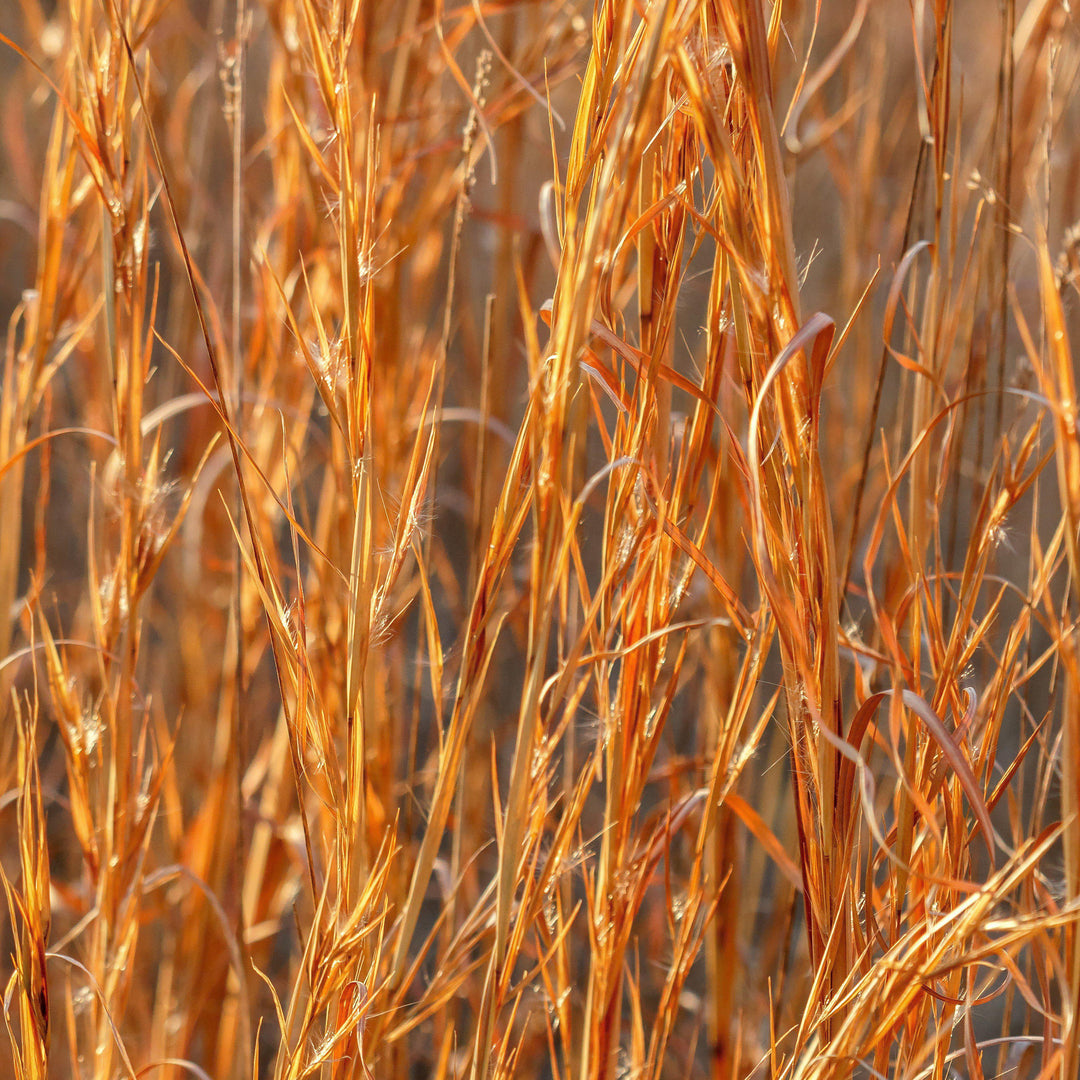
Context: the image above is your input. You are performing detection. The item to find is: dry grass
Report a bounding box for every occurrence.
[1,0,1080,1077]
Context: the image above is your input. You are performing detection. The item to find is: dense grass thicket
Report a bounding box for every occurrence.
[2,1,1080,1077]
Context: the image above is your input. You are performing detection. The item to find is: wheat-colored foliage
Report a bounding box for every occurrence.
[1,1,1079,1078]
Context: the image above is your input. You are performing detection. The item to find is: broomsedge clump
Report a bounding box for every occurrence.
[2,2,1080,1079]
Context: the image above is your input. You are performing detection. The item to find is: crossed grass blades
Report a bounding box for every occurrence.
[1,1,1080,1078]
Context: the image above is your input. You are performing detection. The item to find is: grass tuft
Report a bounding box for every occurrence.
[2,2,1080,1078]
